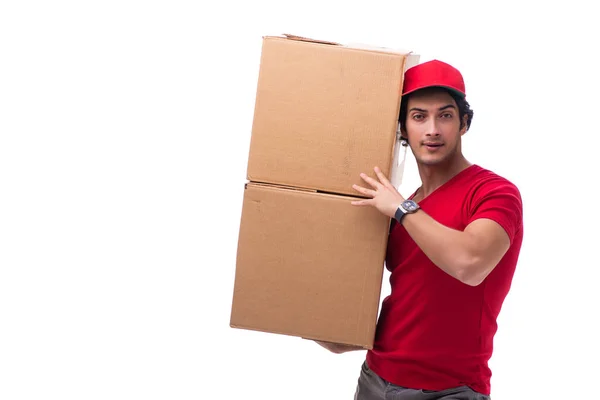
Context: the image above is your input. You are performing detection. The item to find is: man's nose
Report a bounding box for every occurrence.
[425,119,441,136]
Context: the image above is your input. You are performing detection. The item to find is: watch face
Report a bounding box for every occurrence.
[402,200,419,212]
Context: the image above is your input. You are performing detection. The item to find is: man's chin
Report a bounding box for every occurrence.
[416,156,446,166]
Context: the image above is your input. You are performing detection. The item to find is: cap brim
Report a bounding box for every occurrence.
[403,85,466,98]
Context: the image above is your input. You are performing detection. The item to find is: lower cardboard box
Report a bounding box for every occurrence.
[230,182,389,349]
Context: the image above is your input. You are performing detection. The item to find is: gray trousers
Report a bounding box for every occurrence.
[354,361,491,400]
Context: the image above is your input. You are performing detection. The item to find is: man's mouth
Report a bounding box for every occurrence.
[423,142,443,149]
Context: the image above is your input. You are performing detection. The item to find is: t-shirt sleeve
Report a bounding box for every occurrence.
[467,179,523,244]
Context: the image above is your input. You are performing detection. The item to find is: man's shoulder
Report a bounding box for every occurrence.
[467,164,521,196]
[466,165,524,241]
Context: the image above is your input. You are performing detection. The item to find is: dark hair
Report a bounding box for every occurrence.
[398,87,474,133]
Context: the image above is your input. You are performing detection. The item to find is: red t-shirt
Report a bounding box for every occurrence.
[366,164,524,395]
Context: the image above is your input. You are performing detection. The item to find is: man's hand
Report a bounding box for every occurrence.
[314,340,364,354]
[351,166,405,218]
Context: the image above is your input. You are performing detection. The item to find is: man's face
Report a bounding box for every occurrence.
[403,88,467,166]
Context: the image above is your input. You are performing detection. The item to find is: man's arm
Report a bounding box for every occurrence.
[351,167,515,286]
[400,213,510,286]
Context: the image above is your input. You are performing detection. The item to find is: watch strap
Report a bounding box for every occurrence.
[394,204,407,223]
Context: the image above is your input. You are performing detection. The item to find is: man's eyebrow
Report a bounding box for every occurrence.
[408,104,456,113]
[438,104,456,111]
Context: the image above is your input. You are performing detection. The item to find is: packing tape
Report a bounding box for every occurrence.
[390,124,408,190]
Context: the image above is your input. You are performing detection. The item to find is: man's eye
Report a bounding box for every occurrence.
[441,113,453,119]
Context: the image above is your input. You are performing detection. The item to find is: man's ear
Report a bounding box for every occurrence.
[399,124,410,145]
[399,124,407,139]
[460,114,469,135]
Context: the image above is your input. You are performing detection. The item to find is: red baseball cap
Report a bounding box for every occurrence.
[402,59,466,98]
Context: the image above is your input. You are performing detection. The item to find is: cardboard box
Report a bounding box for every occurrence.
[230,183,390,348]
[230,34,418,348]
[247,34,419,196]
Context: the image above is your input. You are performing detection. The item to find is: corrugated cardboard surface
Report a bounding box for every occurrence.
[247,36,409,196]
[230,183,389,348]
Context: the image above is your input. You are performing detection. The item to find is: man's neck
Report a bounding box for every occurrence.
[416,156,472,199]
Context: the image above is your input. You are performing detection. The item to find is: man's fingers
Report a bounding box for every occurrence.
[374,166,391,184]
[374,166,397,191]
[359,173,382,189]
[352,184,376,197]
[351,199,371,206]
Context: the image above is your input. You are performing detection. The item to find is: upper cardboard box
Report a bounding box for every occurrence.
[246,34,419,196]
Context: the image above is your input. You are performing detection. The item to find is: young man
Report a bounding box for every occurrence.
[317,60,524,399]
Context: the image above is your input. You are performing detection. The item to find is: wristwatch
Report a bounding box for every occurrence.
[394,200,420,224]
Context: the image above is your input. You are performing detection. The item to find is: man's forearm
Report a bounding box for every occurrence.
[315,340,365,354]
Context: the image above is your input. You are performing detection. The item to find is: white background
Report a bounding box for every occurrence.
[1,1,598,399]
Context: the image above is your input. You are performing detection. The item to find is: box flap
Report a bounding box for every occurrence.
[262,34,341,46]
[281,33,341,46]
[346,42,413,56]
